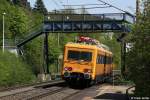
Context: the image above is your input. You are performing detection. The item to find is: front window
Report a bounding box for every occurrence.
[67,50,92,61]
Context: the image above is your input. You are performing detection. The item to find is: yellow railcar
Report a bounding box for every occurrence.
[62,40,113,86]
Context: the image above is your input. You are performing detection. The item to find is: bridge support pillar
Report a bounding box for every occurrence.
[121,41,126,77]
[43,32,51,80]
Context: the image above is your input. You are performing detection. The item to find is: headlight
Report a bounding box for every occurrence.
[64,67,72,71]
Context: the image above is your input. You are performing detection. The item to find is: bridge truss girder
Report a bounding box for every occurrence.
[43,21,130,33]
[17,13,135,76]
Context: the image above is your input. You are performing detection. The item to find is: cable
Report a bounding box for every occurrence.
[57,6,111,11]
[50,0,62,9]
[62,3,105,7]
[55,0,65,9]
[50,0,131,14]
[56,6,111,11]
[97,0,128,13]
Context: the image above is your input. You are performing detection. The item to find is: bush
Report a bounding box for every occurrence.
[126,0,150,96]
[0,50,36,87]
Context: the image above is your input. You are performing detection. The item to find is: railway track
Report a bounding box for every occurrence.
[0,80,66,100]
[0,79,84,100]
[0,80,64,92]
[1,79,100,100]
[38,84,109,100]
[0,86,65,100]
[0,81,129,100]
[0,85,80,100]
[33,87,80,100]
[0,73,126,100]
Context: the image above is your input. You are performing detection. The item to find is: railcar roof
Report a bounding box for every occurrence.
[65,42,112,54]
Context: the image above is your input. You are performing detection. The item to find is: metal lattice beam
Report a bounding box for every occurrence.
[43,13,134,33]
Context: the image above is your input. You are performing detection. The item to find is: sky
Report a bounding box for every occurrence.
[27,0,136,14]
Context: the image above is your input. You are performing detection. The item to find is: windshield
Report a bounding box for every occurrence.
[67,50,92,61]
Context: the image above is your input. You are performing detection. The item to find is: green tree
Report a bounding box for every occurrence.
[0,50,36,86]
[12,0,20,5]
[12,0,31,9]
[126,0,150,96]
[9,8,29,39]
[34,0,47,15]
[23,37,44,75]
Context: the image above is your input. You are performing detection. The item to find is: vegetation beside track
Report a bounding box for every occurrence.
[0,0,42,86]
[0,50,36,87]
[126,0,150,96]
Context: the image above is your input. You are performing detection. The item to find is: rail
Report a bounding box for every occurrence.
[0,80,65,99]
[0,80,64,92]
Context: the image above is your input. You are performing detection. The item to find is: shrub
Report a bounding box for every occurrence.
[0,50,36,87]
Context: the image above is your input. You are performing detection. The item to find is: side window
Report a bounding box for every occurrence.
[103,56,106,64]
[107,57,112,64]
[107,57,109,64]
[96,55,99,64]
[98,55,101,64]
[97,55,105,64]
[97,55,111,64]
[105,56,107,64]
[110,57,112,64]
[100,56,102,64]
[103,56,113,64]
[108,57,110,64]
[110,57,113,64]
[97,55,100,64]
[96,56,98,64]
[101,56,104,64]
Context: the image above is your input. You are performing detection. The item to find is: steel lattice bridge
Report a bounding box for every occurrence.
[17,12,135,75]
[44,13,134,33]
[17,13,135,47]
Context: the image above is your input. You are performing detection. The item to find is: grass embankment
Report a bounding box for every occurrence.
[0,51,36,87]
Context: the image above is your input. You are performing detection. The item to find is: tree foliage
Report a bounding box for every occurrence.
[34,0,48,15]
[0,51,36,86]
[0,0,42,85]
[126,0,150,96]
[9,8,29,39]
[23,37,44,75]
[11,0,30,8]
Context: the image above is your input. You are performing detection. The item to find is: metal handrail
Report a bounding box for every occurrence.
[44,13,135,23]
[16,24,44,47]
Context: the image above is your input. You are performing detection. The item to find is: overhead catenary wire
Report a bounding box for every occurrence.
[50,0,63,9]
[62,3,106,7]
[50,0,132,15]
[54,0,61,8]
[58,6,111,11]
[97,0,128,13]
